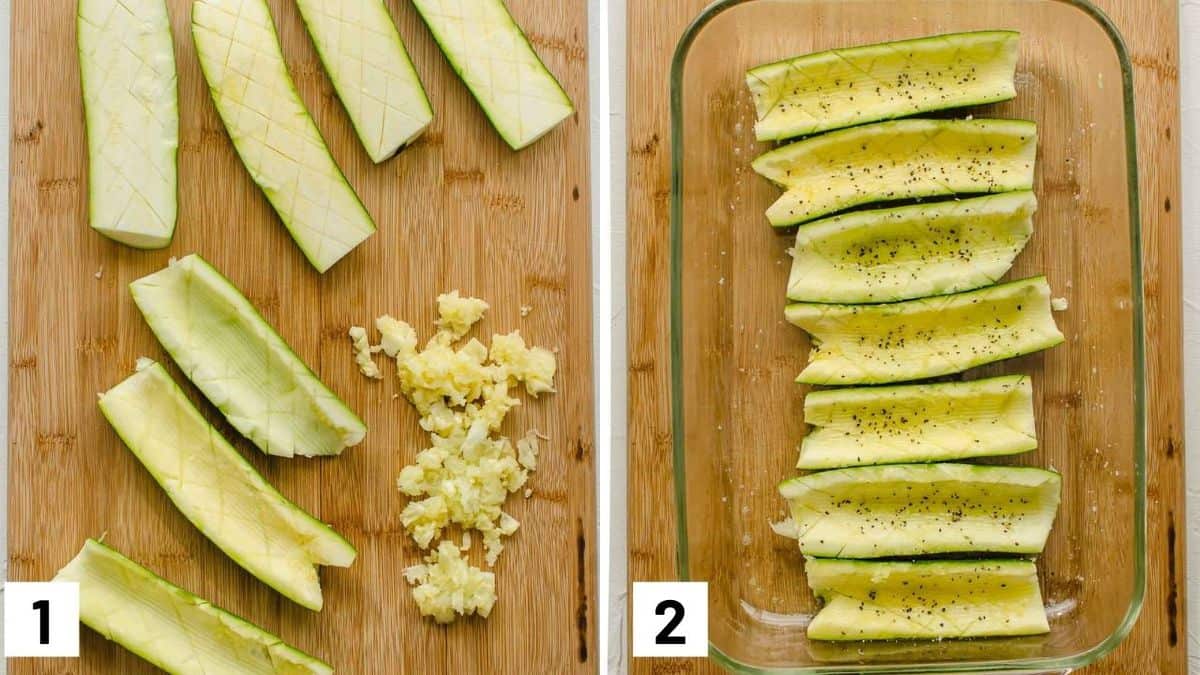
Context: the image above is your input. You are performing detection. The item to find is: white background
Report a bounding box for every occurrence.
[0,0,1193,673]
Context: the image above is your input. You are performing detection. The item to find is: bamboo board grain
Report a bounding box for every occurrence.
[627,0,1183,672]
[7,0,594,672]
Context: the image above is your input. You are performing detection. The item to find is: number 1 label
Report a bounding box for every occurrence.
[632,582,708,657]
[32,598,51,645]
[4,582,79,657]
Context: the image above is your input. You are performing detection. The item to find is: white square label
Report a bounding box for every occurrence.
[4,582,80,657]
[632,581,708,657]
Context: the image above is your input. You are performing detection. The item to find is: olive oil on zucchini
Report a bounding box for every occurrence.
[779,463,1061,558]
[753,118,1037,227]
[798,375,1037,469]
[786,276,1064,385]
[757,30,1065,645]
[746,30,1020,141]
[805,558,1050,640]
[787,191,1037,304]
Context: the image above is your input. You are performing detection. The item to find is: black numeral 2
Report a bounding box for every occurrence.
[654,599,686,645]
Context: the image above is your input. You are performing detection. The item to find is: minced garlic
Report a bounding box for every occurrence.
[348,326,382,379]
[770,517,800,539]
[1051,297,1069,311]
[435,290,490,338]
[376,315,418,360]
[490,331,558,396]
[396,332,493,414]
[404,541,496,624]
[516,430,539,471]
[355,292,557,623]
[397,419,527,564]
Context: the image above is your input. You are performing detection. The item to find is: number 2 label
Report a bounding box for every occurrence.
[654,599,686,645]
[632,582,708,657]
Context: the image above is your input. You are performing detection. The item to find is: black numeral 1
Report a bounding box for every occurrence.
[32,599,50,645]
[654,599,686,645]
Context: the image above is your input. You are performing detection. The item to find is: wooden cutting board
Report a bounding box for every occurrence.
[627,1,1183,673]
[8,0,594,672]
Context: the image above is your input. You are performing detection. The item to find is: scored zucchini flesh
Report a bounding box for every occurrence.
[99,360,356,611]
[805,557,1049,641]
[778,463,1060,558]
[786,276,1064,385]
[799,375,1037,469]
[131,254,366,458]
[192,0,376,272]
[77,0,178,249]
[55,539,334,673]
[753,118,1037,227]
[746,30,1020,141]
[295,0,433,162]
[787,191,1036,304]
[411,0,574,150]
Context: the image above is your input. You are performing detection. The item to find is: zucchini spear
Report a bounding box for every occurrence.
[130,254,366,458]
[798,375,1038,469]
[99,360,356,611]
[56,539,335,672]
[747,31,1020,141]
[412,0,573,150]
[805,558,1049,640]
[753,118,1037,227]
[77,0,179,248]
[786,276,1064,385]
[779,463,1061,558]
[295,0,434,162]
[192,0,376,272]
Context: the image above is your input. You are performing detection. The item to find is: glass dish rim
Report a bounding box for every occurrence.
[666,0,1148,671]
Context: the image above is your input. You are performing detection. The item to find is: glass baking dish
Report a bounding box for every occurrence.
[668,0,1145,672]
